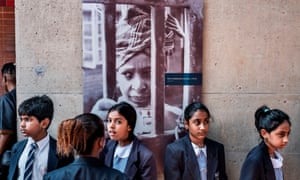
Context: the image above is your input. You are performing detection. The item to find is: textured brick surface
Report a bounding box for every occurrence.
[0,6,15,95]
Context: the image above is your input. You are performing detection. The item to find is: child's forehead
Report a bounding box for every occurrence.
[19,114,29,117]
[19,114,36,119]
[272,120,291,132]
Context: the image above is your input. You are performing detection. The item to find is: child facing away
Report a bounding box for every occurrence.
[240,105,291,180]
[0,62,17,178]
[164,102,228,180]
[7,95,73,180]
[43,113,128,180]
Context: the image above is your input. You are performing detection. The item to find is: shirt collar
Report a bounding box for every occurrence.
[28,133,50,151]
[114,142,133,158]
[271,151,283,168]
[191,142,207,157]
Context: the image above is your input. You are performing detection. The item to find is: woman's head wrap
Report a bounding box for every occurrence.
[116,5,177,69]
[116,6,151,69]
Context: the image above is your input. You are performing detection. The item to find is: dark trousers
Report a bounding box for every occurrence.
[1,151,11,179]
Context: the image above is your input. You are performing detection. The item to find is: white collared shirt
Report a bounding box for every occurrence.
[191,142,207,157]
[18,134,50,180]
[271,151,284,180]
[113,142,133,172]
[114,142,133,159]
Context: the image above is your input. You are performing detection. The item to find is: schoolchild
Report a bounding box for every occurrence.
[0,62,16,178]
[240,105,291,180]
[8,95,73,180]
[164,102,228,180]
[43,113,128,180]
[101,101,157,180]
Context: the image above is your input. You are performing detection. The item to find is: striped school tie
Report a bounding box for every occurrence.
[24,143,37,180]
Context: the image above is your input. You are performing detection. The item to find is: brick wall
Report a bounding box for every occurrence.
[0,6,15,95]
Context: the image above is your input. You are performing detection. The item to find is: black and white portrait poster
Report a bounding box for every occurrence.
[82,0,203,176]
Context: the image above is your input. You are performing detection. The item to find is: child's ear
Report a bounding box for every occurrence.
[184,120,189,130]
[3,75,7,82]
[41,118,50,129]
[260,129,268,139]
[94,137,106,152]
[127,125,132,132]
[99,137,106,149]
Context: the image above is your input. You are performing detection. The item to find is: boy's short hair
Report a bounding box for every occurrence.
[1,62,16,83]
[1,62,16,75]
[18,95,54,128]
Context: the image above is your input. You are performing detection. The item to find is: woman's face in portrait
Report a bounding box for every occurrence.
[117,53,151,108]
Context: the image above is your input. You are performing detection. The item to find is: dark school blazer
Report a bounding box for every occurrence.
[43,157,128,180]
[164,135,228,180]
[240,141,277,180]
[102,136,157,180]
[7,136,73,180]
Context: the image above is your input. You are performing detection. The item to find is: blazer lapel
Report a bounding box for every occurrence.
[47,136,59,171]
[124,138,139,179]
[105,140,117,167]
[206,139,218,180]
[11,140,27,179]
[183,136,201,179]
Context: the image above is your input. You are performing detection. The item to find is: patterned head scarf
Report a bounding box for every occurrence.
[116,5,176,69]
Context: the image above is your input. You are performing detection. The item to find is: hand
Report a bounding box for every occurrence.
[165,14,185,38]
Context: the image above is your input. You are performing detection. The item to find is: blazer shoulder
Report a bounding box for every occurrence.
[135,140,153,154]
[205,138,225,148]
[245,144,266,162]
[11,139,27,151]
[166,135,190,153]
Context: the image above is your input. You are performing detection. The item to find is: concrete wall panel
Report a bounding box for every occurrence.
[203,0,300,179]
[15,0,83,140]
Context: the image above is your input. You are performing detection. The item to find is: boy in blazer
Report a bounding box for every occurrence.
[8,95,73,180]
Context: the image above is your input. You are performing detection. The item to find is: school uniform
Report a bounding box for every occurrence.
[7,136,73,180]
[102,136,157,180]
[0,88,16,178]
[0,88,17,148]
[43,157,128,180]
[164,135,227,180]
[240,141,278,180]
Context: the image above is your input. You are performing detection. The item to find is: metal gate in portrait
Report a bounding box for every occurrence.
[82,0,203,176]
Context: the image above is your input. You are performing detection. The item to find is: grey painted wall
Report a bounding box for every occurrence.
[15,0,300,179]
